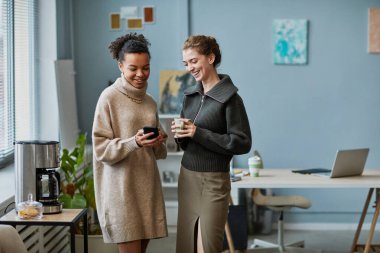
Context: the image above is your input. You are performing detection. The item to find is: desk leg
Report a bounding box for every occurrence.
[363,189,380,253]
[350,188,374,253]
[83,212,88,253]
[71,224,76,253]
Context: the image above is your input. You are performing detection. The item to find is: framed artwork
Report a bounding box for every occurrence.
[273,19,308,64]
[143,6,155,24]
[109,13,121,30]
[159,70,196,115]
[368,8,380,53]
[127,18,143,30]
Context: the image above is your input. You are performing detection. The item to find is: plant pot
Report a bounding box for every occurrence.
[75,234,118,253]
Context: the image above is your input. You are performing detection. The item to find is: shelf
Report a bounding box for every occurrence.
[167,151,184,156]
[165,200,178,207]
[162,182,178,188]
[159,114,180,119]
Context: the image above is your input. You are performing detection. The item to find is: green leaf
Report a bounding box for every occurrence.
[59,193,73,208]
[84,178,96,209]
[59,132,96,211]
[83,166,93,178]
[71,194,87,208]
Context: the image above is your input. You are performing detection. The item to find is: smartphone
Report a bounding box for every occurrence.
[143,126,159,139]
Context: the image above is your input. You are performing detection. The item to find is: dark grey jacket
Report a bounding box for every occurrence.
[179,74,252,172]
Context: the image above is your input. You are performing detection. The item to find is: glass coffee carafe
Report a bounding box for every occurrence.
[36,168,62,214]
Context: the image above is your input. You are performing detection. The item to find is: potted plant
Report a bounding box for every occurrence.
[58,133,100,234]
[58,133,118,252]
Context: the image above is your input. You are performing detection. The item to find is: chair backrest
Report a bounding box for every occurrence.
[0,225,28,253]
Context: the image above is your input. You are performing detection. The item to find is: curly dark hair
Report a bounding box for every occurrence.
[109,33,151,62]
[182,35,221,67]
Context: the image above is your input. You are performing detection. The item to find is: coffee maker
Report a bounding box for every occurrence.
[15,141,62,214]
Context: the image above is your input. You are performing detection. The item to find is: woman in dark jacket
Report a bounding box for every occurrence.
[173,35,252,253]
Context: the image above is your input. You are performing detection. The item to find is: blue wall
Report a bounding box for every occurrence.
[70,0,380,221]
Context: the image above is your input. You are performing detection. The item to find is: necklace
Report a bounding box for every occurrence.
[126,93,143,104]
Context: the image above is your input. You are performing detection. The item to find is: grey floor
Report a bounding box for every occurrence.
[148,230,377,253]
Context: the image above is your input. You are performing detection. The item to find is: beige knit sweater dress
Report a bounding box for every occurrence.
[92,74,168,243]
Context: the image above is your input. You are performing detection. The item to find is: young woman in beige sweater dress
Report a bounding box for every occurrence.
[92,33,168,253]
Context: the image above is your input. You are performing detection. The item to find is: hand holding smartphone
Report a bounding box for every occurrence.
[143,126,159,139]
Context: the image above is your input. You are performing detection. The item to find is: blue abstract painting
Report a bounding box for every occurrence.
[273,19,308,64]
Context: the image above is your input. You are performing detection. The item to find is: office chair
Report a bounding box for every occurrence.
[250,189,322,253]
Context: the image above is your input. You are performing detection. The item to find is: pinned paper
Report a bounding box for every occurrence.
[368,8,380,53]
[127,18,143,30]
[143,6,155,24]
[120,6,138,19]
[110,13,121,30]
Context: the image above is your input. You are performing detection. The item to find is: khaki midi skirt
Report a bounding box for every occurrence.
[176,166,231,253]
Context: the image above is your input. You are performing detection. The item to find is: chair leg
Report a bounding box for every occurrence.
[286,240,305,248]
[225,195,236,253]
[278,211,286,252]
[282,247,322,253]
[249,210,321,253]
[225,221,235,253]
[252,238,278,248]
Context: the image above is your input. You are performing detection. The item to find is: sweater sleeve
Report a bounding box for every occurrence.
[92,95,139,165]
[192,95,252,155]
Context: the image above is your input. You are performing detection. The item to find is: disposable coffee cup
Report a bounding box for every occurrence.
[248,156,262,177]
[174,118,184,138]
[249,167,260,177]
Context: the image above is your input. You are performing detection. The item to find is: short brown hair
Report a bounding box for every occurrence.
[182,35,221,67]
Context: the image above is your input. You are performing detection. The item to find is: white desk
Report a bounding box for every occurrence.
[231,169,380,253]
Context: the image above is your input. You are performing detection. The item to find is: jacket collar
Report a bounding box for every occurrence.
[184,74,238,103]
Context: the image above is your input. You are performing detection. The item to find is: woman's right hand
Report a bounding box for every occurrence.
[135,129,166,147]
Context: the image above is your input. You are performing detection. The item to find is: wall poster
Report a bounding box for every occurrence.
[159,70,196,115]
[273,19,308,64]
[369,8,380,53]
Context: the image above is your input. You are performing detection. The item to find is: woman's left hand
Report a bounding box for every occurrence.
[156,129,168,144]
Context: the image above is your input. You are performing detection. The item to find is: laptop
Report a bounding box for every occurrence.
[293,148,369,178]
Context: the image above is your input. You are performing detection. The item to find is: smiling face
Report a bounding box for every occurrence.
[182,48,215,83]
[119,52,150,89]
